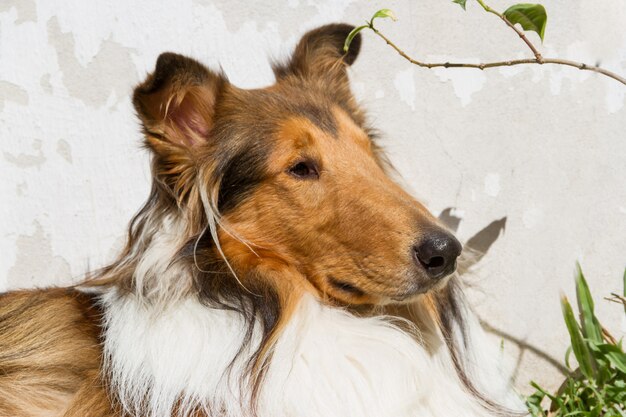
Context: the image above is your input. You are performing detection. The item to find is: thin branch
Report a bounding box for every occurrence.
[605,293,626,307]
[368,25,626,86]
[602,326,618,346]
[476,0,543,61]
[604,294,626,344]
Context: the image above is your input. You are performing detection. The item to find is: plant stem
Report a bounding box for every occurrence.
[475,0,543,61]
[368,26,626,86]
[605,293,626,307]
[601,326,618,345]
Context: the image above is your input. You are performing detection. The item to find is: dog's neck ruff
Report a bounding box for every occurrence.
[100,287,523,417]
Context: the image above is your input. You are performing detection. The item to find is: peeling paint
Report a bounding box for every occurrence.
[56,139,72,163]
[3,139,45,168]
[16,182,27,196]
[47,17,137,107]
[0,81,29,111]
[522,207,543,229]
[431,59,486,107]
[39,73,53,93]
[7,222,72,289]
[484,173,500,197]
[393,67,415,110]
[0,0,37,24]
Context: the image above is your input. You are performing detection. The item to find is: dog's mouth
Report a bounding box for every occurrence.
[328,276,366,298]
[326,269,454,304]
[390,273,453,302]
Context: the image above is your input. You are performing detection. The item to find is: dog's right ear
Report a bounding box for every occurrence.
[134,52,226,151]
[133,53,226,199]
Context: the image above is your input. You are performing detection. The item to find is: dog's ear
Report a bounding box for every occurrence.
[134,52,225,150]
[134,53,226,200]
[274,23,361,80]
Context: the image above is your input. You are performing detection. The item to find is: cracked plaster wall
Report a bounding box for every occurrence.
[1,0,625,393]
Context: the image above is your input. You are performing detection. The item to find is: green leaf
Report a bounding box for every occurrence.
[531,381,567,412]
[623,268,626,315]
[562,295,595,379]
[503,3,547,42]
[452,0,467,10]
[370,8,398,25]
[525,388,547,416]
[343,25,368,53]
[530,381,559,403]
[589,342,626,374]
[575,263,603,344]
[565,346,573,369]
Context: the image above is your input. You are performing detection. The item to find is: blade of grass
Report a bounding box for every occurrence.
[575,263,603,343]
[562,295,595,379]
[623,268,626,315]
[589,343,626,374]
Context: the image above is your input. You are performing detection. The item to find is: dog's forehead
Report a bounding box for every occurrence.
[218,82,341,137]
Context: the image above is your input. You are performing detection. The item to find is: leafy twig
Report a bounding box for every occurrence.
[369,27,626,85]
[475,0,543,61]
[344,4,626,86]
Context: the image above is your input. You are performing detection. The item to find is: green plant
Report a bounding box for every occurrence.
[526,266,626,416]
[344,2,626,86]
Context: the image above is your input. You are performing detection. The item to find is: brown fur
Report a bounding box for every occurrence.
[219,108,440,305]
[0,289,113,416]
[0,23,471,416]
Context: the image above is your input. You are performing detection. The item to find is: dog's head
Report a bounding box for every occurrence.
[132,24,461,306]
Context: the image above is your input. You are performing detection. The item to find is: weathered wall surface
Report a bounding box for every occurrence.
[1,0,625,393]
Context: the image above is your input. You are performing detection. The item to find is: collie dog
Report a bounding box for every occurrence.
[0,24,525,417]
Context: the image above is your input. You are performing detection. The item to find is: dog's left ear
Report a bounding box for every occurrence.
[274,23,361,80]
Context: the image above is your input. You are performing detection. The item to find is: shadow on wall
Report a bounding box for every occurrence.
[438,207,507,274]
[438,208,569,382]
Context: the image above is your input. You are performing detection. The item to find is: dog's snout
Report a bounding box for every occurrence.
[413,231,462,280]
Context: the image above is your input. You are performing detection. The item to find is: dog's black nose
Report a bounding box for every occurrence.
[413,231,462,280]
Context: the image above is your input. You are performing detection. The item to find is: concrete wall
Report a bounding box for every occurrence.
[1,0,625,393]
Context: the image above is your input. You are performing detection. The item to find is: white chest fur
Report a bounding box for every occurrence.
[100,291,522,417]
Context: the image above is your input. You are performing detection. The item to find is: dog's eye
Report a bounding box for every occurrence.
[288,161,319,179]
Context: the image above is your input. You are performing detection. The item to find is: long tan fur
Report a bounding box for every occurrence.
[0,290,114,416]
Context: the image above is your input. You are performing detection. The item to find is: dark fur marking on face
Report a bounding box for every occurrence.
[288,102,337,136]
[217,142,271,213]
[328,276,365,297]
